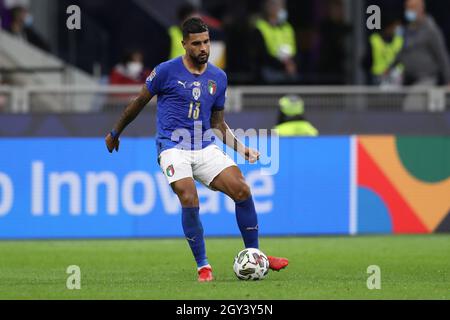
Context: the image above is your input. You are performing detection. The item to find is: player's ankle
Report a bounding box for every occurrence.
[197,264,212,271]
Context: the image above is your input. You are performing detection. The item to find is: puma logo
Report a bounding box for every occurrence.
[178,81,187,88]
[246,225,259,231]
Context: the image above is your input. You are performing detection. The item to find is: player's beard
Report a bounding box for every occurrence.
[193,52,209,65]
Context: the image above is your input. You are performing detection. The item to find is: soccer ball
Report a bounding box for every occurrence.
[233,248,270,281]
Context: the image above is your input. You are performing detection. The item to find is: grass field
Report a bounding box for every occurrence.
[0,235,449,300]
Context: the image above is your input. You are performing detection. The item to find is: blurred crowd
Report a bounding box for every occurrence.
[0,0,449,88]
[106,0,450,87]
[0,0,50,52]
[364,0,450,88]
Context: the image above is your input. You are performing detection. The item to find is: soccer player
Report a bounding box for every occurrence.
[105,18,288,282]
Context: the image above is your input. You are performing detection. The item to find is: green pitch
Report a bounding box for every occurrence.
[0,235,449,300]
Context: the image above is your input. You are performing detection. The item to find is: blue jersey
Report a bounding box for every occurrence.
[146,57,227,155]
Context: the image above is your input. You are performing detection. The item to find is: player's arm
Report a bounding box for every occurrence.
[210,110,260,163]
[105,85,153,153]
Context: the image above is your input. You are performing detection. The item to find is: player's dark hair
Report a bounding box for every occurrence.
[182,17,208,39]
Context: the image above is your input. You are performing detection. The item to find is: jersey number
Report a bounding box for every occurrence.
[188,102,201,120]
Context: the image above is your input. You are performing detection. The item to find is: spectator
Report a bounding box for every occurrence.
[274,95,318,137]
[107,50,149,111]
[109,50,149,85]
[6,6,50,52]
[364,17,404,85]
[250,0,299,84]
[396,0,450,86]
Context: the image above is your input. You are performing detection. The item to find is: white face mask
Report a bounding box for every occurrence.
[405,10,417,23]
[126,62,143,78]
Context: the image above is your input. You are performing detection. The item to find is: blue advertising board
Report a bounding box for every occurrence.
[0,137,350,239]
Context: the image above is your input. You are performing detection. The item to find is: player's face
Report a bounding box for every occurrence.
[183,32,210,65]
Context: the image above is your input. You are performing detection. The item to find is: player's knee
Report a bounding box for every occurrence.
[178,191,199,207]
[232,183,251,202]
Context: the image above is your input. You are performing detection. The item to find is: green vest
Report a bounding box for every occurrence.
[255,19,297,60]
[274,121,318,137]
[370,33,404,76]
[168,26,185,59]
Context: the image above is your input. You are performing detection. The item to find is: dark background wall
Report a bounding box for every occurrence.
[53,0,450,82]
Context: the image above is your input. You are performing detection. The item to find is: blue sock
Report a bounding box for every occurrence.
[182,207,208,268]
[235,196,259,249]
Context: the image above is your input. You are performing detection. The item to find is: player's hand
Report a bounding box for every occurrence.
[244,147,260,164]
[105,133,120,153]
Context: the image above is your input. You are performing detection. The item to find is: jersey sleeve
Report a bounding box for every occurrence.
[145,64,167,96]
[212,72,228,111]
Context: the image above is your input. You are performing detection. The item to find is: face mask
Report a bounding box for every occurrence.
[24,14,34,27]
[126,62,143,78]
[278,9,288,24]
[405,10,417,23]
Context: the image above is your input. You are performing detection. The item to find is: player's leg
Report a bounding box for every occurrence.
[171,179,212,282]
[210,166,259,249]
[159,149,212,281]
[194,145,258,249]
[171,178,205,264]
[195,145,288,271]
[210,167,288,271]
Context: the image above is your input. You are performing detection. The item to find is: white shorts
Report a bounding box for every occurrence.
[158,144,237,188]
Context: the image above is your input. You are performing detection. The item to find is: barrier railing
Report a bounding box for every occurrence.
[0,85,449,113]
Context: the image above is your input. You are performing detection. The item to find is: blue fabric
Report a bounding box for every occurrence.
[182,207,208,268]
[146,57,228,155]
[235,197,259,249]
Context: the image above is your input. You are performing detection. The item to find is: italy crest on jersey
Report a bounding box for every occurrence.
[208,80,217,95]
[192,87,201,101]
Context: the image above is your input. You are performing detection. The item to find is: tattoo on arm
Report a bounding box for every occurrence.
[113,86,152,135]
